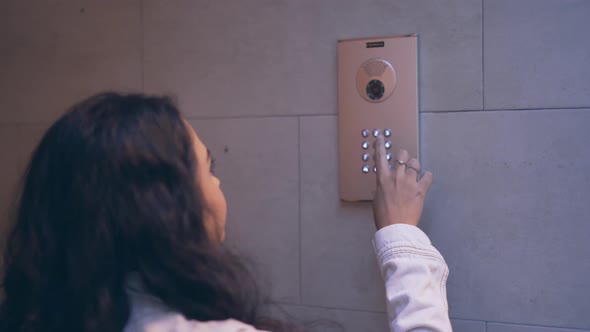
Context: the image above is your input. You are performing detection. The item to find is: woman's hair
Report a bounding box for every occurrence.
[0,92,304,331]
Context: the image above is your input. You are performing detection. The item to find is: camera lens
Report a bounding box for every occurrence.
[366,79,385,100]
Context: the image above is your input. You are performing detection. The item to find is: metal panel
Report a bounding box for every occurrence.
[338,35,419,201]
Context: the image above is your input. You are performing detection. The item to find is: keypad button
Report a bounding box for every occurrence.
[386,152,392,161]
[362,153,370,161]
[384,129,392,137]
[362,141,370,149]
[384,141,392,149]
[373,166,377,173]
[372,129,380,137]
[362,165,370,173]
[361,129,369,137]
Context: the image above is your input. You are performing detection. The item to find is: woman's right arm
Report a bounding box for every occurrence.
[374,224,452,332]
[371,137,452,332]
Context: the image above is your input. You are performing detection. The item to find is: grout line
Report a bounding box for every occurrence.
[481,0,485,110]
[448,318,489,323]
[185,113,334,121]
[2,107,590,127]
[451,317,590,331]
[422,107,590,114]
[182,106,590,121]
[140,0,145,92]
[275,301,387,314]
[297,116,303,305]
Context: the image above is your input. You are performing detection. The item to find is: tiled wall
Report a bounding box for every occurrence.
[1,0,589,331]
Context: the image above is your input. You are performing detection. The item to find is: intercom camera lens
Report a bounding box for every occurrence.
[366,79,385,100]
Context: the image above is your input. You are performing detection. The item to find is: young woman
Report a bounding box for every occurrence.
[0,92,451,331]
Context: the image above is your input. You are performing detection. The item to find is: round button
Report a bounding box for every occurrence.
[362,141,370,149]
[361,129,369,138]
[373,166,377,173]
[362,153,370,161]
[384,141,392,149]
[362,165,370,173]
[386,152,392,161]
[372,129,380,137]
[384,129,392,137]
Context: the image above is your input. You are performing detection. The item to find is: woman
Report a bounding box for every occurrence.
[0,92,451,331]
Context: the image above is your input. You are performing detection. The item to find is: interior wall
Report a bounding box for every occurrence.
[1,1,589,331]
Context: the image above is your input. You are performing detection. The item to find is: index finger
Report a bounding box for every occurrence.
[373,135,391,182]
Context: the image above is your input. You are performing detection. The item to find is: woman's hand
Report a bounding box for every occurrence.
[372,135,433,230]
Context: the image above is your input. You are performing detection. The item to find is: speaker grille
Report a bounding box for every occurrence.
[362,60,387,77]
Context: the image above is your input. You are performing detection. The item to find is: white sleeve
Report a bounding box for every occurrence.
[373,224,452,332]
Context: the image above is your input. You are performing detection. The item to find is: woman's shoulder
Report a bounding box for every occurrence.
[124,277,269,332]
[125,312,265,332]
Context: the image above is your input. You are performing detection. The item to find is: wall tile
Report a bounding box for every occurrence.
[189,117,300,302]
[144,0,482,116]
[484,0,590,109]
[300,115,385,311]
[488,322,590,332]
[421,109,590,329]
[0,0,142,123]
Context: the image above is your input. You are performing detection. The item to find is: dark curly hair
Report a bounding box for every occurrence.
[0,92,305,331]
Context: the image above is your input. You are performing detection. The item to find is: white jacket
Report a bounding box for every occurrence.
[124,224,452,332]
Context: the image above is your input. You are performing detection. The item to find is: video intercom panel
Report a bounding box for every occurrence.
[338,35,419,201]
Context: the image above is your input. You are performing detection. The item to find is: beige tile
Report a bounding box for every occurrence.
[422,109,590,328]
[484,0,590,109]
[0,0,142,123]
[143,0,310,118]
[188,116,300,302]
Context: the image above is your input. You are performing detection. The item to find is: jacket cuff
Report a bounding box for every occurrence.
[374,224,432,248]
[373,224,444,265]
